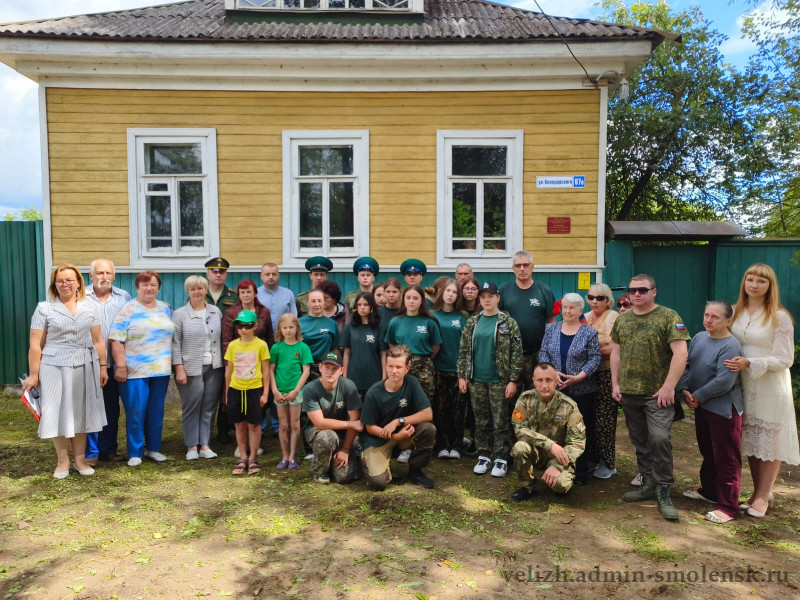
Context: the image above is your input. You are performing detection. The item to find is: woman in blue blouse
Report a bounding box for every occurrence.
[539,292,601,483]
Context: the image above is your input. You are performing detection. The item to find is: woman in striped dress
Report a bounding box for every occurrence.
[22,264,108,479]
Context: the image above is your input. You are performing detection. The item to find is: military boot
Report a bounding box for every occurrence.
[623,473,656,502]
[657,485,679,521]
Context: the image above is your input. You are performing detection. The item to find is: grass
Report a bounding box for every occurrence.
[619,525,684,562]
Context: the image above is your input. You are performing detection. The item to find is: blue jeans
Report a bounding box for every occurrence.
[119,376,170,458]
[86,373,122,458]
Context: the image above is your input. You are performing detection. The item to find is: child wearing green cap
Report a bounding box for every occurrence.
[224,310,270,475]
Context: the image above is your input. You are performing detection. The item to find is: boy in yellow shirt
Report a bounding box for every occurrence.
[224,310,270,475]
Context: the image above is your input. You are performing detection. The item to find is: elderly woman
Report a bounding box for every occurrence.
[222,279,274,355]
[318,280,351,338]
[584,283,619,479]
[539,292,601,484]
[172,275,224,461]
[22,264,108,478]
[110,271,174,467]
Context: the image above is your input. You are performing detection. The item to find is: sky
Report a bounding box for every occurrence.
[0,0,770,217]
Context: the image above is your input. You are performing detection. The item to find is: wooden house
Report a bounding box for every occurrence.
[0,0,671,303]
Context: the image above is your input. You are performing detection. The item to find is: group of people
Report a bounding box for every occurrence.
[22,252,798,523]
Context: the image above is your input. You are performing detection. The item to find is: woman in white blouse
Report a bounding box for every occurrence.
[172,275,224,461]
[725,263,799,517]
[22,264,108,479]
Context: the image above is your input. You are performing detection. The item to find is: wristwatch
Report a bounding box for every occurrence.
[398,417,406,427]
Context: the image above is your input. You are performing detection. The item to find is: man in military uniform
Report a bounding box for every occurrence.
[296,256,333,316]
[301,353,364,484]
[204,257,238,444]
[344,256,379,311]
[204,257,238,309]
[509,362,586,502]
[400,258,426,288]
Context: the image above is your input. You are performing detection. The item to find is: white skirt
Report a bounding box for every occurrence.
[37,362,107,439]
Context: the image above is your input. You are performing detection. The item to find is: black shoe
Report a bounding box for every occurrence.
[464,441,478,457]
[218,429,232,445]
[408,469,435,489]
[99,453,125,463]
[510,487,534,503]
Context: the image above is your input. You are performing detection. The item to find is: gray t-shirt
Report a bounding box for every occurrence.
[678,332,743,419]
[301,377,363,439]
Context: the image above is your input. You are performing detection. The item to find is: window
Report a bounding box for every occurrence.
[437,131,523,267]
[127,129,218,268]
[282,131,369,267]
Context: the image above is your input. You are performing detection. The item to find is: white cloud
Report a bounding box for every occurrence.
[508,0,600,19]
[719,2,794,64]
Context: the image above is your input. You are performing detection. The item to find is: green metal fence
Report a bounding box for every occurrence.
[0,221,46,385]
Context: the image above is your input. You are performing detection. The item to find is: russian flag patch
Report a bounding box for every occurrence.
[676,323,686,331]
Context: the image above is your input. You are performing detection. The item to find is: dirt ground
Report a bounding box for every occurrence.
[0,389,799,600]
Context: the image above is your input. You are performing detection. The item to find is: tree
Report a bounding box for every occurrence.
[601,0,765,223]
[4,206,43,221]
[739,0,800,237]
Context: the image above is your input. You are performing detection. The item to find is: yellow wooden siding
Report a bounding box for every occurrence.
[47,88,600,267]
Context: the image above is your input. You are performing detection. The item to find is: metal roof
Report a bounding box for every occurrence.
[605,221,747,241]
[0,0,675,44]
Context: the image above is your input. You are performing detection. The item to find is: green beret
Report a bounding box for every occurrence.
[400,258,427,276]
[353,257,380,276]
[304,256,333,272]
[204,257,230,270]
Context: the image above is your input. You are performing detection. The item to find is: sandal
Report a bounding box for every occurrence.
[232,459,248,476]
[704,510,733,524]
[247,460,261,475]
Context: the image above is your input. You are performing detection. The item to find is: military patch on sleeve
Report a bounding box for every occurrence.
[512,409,525,422]
[575,421,586,434]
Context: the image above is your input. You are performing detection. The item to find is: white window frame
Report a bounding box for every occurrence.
[436,130,524,269]
[282,130,369,269]
[127,128,219,269]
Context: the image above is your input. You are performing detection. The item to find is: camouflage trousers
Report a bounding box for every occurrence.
[409,355,436,404]
[306,428,363,484]
[470,381,513,461]
[433,371,468,451]
[511,440,575,494]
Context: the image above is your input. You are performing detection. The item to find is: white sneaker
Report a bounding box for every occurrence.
[449,449,461,460]
[397,449,412,464]
[593,461,617,479]
[186,450,199,460]
[462,437,471,447]
[437,449,451,459]
[304,453,314,461]
[473,456,491,475]
[127,457,142,467]
[235,447,264,458]
[198,449,217,459]
[631,473,643,487]
[144,450,167,462]
[491,459,508,478]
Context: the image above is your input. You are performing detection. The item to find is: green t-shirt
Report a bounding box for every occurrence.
[268,340,314,394]
[384,314,443,356]
[472,314,500,383]
[300,377,363,439]
[431,309,466,373]
[498,280,555,353]
[341,322,385,392]
[360,375,431,450]
[610,305,691,396]
[298,314,341,361]
[224,337,270,391]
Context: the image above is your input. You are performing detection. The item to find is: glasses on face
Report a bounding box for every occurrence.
[513,263,532,270]
[586,294,606,301]
[462,286,478,292]
[617,301,631,308]
[627,287,653,296]
[236,323,255,329]
[55,279,77,285]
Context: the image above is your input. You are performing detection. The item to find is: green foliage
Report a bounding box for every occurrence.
[4,206,43,221]
[792,345,800,419]
[601,0,765,223]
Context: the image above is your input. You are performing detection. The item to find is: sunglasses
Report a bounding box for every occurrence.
[586,294,607,301]
[627,287,653,295]
[235,322,255,329]
[617,301,631,308]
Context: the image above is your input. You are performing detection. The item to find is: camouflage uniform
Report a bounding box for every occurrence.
[511,389,586,494]
[343,289,364,311]
[205,286,238,310]
[409,354,436,406]
[306,428,363,483]
[457,311,523,461]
